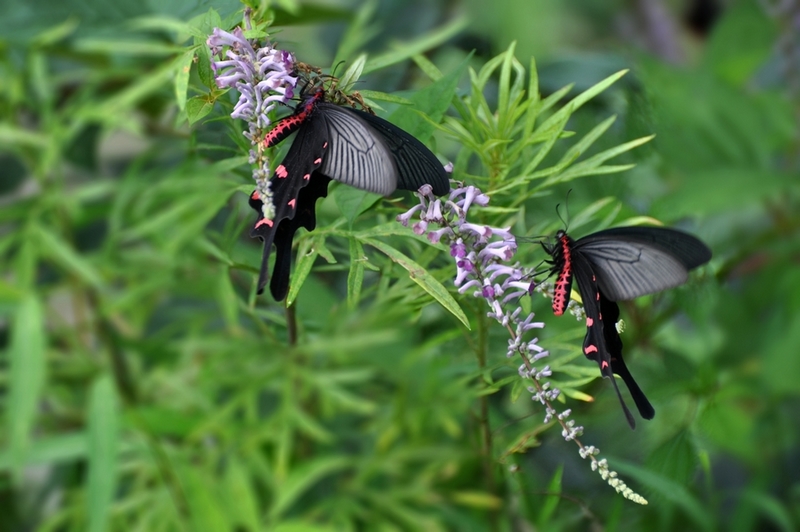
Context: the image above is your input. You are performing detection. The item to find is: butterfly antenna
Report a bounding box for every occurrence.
[555,188,573,232]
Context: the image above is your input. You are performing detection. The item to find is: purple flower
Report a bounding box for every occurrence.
[207,23,298,220]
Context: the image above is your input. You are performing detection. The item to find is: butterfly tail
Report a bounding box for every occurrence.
[603,364,637,430]
[255,230,277,295]
[611,354,655,420]
[600,296,656,420]
[269,229,293,300]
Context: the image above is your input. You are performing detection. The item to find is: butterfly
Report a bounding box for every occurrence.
[249,89,450,300]
[542,226,712,428]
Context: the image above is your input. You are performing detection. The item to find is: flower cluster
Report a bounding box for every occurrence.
[397,183,647,505]
[207,21,298,220]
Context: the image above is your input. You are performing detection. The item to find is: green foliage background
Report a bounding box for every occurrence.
[1,0,799,530]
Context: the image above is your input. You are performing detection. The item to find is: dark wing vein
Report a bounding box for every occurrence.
[316,104,397,195]
[344,107,450,196]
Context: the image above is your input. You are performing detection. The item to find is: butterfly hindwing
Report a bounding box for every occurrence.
[570,252,637,429]
[599,294,655,420]
[314,103,398,195]
[344,107,450,196]
[250,114,330,298]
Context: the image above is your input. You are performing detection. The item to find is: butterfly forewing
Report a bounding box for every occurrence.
[574,227,712,301]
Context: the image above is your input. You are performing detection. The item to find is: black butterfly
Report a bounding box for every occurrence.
[249,89,450,300]
[542,226,712,428]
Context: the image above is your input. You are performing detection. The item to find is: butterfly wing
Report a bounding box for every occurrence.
[250,116,330,299]
[574,227,711,301]
[571,252,637,429]
[314,103,398,195]
[333,105,450,196]
[599,294,655,420]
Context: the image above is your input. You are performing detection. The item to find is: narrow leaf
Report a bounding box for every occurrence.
[87,375,119,532]
[360,238,470,329]
[7,295,46,482]
[363,17,468,74]
[286,237,320,306]
[347,238,365,309]
[174,49,195,111]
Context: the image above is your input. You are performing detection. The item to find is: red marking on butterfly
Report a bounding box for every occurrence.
[601,360,609,369]
[586,317,594,326]
[552,235,573,316]
[323,142,328,148]
[276,165,288,178]
[584,345,598,354]
[288,198,296,208]
[303,174,310,180]
[251,191,260,200]
[255,218,273,228]
[313,158,322,165]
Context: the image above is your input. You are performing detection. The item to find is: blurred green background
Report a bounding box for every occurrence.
[1,0,799,530]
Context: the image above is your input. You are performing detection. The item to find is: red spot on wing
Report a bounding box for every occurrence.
[313,158,322,165]
[586,317,594,326]
[601,360,609,369]
[323,142,328,148]
[288,198,296,208]
[251,191,260,200]
[255,218,274,228]
[584,345,598,354]
[303,174,310,180]
[276,165,288,178]
[596,293,600,301]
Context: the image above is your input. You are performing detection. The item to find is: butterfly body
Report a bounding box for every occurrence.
[249,90,449,300]
[543,226,711,428]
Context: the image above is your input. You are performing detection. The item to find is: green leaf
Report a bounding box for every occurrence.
[738,490,795,532]
[704,2,775,85]
[187,95,216,124]
[357,90,414,105]
[333,0,379,66]
[173,48,195,111]
[360,237,470,329]
[334,185,383,227]
[363,16,468,74]
[613,459,714,531]
[7,295,46,482]
[338,53,367,92]
[537,465,563,526]
[223,458,262,532]
[347,238,365,310]
[217,267,240,333]
[268,456,351,519]
[35,225,104,288]
[87,375,119,532]
[195,40,215,89]
[389,54,471,141]
[286,237,320,306]
[178,464,230,532]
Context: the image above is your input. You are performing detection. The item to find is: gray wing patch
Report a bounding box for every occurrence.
[318,105,398,195]
[577,241,689,301]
